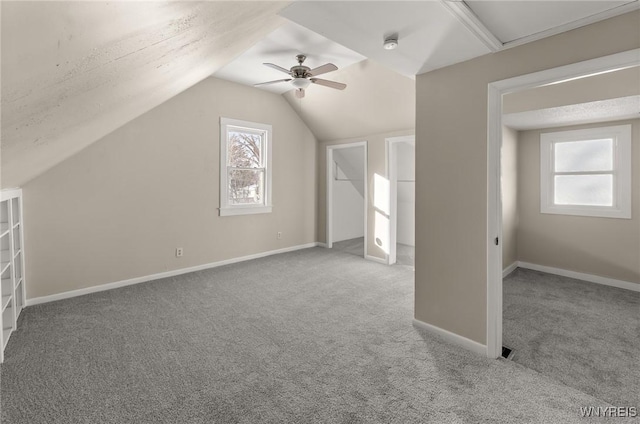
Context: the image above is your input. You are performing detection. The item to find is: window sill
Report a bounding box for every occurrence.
[219,206,272,217]
[541,205,630,219]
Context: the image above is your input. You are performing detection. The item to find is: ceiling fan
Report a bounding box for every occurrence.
[254,54,347,98]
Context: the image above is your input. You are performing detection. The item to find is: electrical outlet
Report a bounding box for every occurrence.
[277,232,282,240]
[176,247,183,257]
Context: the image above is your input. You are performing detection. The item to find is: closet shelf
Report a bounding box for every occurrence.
[1,189,26,363]
[2,328,11,350]
[1,295,10,312]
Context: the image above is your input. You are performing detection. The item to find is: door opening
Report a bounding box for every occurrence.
[326,142,368,259]
[386,136,415,267]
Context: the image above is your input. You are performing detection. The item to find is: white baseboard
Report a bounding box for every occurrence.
[502,261,518,278]
[412,318,487,356]
[365,254,388,265]
[27,242,323,306]
[517,261,639,292]
[316,242,328,248]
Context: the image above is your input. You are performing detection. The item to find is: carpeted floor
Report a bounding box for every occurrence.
[1,248,626,423]
[332,237,364,258]
[333,237,414,269]
[503,268,640,409]
[395,243,414,268]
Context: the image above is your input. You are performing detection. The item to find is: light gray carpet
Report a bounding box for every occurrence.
[504,268,640,409]
[395,243,414,268]
[332,237,364,258]
[1,248,624,423]
[333,238,414,269]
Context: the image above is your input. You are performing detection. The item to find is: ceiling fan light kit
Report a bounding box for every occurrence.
[291,78,311,89]
[255,54,346,97]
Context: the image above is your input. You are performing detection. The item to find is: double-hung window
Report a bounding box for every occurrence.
[540,124,631,219]
[219,117,272,216]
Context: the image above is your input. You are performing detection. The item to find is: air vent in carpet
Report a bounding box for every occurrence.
[501,346,515,360]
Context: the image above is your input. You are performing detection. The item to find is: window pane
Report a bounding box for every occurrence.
[228,169,264,205]
[228,131,262,168]
[554,175,613,206]
[555,139,613,172]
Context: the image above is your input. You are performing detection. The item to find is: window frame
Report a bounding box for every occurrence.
[540,124,631,219]
[219,117,273,217]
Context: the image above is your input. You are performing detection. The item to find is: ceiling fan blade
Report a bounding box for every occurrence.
[295,88,305,99]
[308,63,338,77]
[263,63,291,75]
[254,79,291,87]
[310,78,346,90]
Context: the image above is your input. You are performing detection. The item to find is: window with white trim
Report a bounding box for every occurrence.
[540,124,631,219]
[219,117,272,216]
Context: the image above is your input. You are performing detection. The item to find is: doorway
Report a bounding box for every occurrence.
[386,136,415,267]
[326,142,368,258]
[486,49,640,359]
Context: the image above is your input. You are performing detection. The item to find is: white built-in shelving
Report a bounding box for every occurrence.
[0,188,26,363]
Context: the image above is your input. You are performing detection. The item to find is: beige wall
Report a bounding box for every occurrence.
[517,119,640,284]
[23,77,317,299]
[318,129,415,260]
[501,126,518,269]
[415,11,640,344]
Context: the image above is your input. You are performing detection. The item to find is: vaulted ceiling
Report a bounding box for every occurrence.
[1,1,287,188]
[2,1,638,188]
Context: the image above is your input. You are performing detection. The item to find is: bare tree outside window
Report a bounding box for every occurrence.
[228,131,264,205]
[219,117,272,216]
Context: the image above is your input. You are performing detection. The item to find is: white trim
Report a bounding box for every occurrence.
[442,0,639,52]
[26,242,322,306]
[219,206,272,217]
[0,188,22,202]
[487,49,640,360]
[502,262,518,278]
[440,0,502,52]
[385,136,415,266]
[517,261,640,293]
[502,2,640,50]
[326,142,368,257]
[413,319,487,356]
[487,83,503,360]
[365,254,387,265]
[539,125,632,219]
[219,117,273,216]
[316,242,328,248]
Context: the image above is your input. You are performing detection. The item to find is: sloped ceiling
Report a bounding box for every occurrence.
[1,1,287,188]
[282,59,415,142]
[214,21,366,94]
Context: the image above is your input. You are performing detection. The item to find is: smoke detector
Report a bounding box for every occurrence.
[383,36,398,50]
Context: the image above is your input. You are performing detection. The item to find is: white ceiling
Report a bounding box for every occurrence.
[214,22,365,94]
[280,1,492,77]
[282,60,415,142]
[466,0,636,44]
[279,0,639,77]
[503,95,640,130]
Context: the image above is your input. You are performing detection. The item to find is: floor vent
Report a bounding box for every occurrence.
[501,346,515,360]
